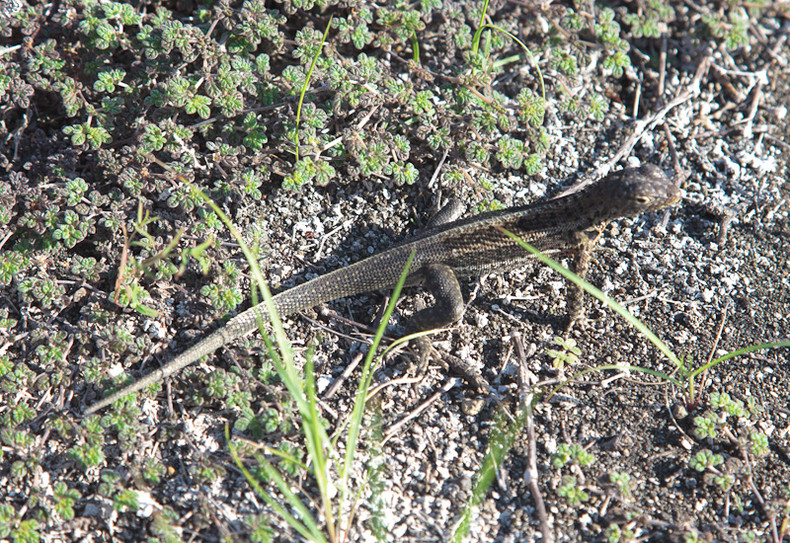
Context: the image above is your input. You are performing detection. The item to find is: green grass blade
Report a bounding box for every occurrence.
[470,0,545,107]
[410,31,420,63]
[295,16,333,162]
[302,352,336,538]
[339,251,415,503]
[175,174,336,537]
[227,425,327,543]
[175,174,324,427]
[480,24,545,104]
[497,227,682,367]
[451,403,533,542]
[688,340,790,389]
[546,364,683,401]
[471,0,492,54]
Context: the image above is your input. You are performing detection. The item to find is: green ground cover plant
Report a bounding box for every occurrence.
[1,0,788,541]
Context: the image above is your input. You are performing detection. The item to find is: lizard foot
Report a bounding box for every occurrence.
[412,336,488,392]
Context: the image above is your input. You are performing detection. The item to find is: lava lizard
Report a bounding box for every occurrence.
[84,164,680,415]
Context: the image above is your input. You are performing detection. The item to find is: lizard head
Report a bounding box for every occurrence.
[599,164,682,218]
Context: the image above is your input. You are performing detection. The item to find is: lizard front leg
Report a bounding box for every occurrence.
[563,226,605,334]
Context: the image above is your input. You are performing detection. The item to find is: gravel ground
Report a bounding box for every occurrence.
[1,1,789,542]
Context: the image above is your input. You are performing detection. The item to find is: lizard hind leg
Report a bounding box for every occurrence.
[406,263,488,391]
[407,263,463,373]
[410,263,465,333]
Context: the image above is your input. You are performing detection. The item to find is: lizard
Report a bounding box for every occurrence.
[83,164,680,415]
